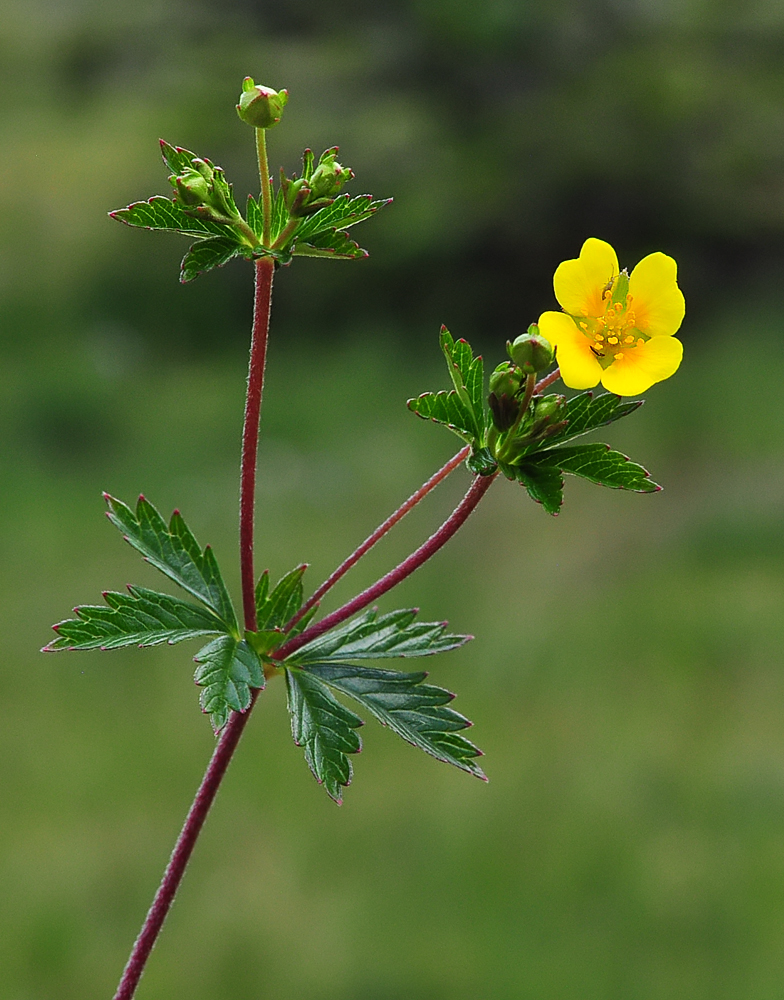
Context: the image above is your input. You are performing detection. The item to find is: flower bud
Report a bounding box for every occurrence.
[236,77,289,129]
[488,362,523,432]
[532,393,566,425]
[308,147,354,200]
[507,326,554,375]
[175,168,211,206]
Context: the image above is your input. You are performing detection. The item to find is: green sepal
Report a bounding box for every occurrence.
[44,586,225,651]
[298,663,485,780]
[194,635,264,733]
[109,194,235,240]
[180,237,251,283]
[534,443,661,492]
[104,494,238,633]
[285,667,363,804]
[289,608,470,665]
[513,392,642,459]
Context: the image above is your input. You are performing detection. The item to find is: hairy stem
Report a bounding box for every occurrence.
[256,128,272,246]
[286,445,471,632]
[111,255,274,1000]
[240,257,275,631]
[535,367,560,393]
[273,471,497,663]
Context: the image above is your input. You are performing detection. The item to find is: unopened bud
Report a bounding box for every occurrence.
[507,326,554,375]
[532,393,566,425]
[236,77,289,129]
[488,362,523,432]
[175,169,211,206]
[308,147,354,200]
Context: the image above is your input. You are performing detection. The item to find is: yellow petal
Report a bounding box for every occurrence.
[539,311,601,389]
[600,336,683,396]
[628,252,685,338]
[553,238,619,317]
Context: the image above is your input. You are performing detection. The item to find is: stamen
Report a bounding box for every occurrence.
[636,338,644,347]
[579,321,588,330]
[614,352,624,360]
[624,335,634,344]
[607,336,618,345]
[595,333,604,341]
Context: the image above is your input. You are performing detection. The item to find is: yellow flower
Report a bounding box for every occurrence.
[538,238,685,396]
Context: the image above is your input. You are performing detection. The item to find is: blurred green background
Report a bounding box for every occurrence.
[3,1,784,997]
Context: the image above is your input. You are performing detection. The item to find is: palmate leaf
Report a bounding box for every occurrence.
[110,195,234,240]
[295,194,392,241]
[285,667,363,804]
[44,586,224,652]
[292,228,368,259]
[291,608,470,664]
[504,462,565,515]
[180,236,250,283]
[194,635,264,733]
[407,329,486,445]
[514,391,642,459]
[246,565,318,658]
[299,663,485,780]
[104,494,237,632]
[536,443,660,492]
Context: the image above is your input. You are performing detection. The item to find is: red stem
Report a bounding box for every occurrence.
[240,257,275,632]
[112,256,274,1000]
[535,367,560,393]
[273,471,497,663]
[286,445,470,632]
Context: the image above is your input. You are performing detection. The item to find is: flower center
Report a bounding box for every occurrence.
[575,273,647,368]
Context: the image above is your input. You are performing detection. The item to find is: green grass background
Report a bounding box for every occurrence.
[3,1,784,997]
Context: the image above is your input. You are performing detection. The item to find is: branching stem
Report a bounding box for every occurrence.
[286,445,470,632]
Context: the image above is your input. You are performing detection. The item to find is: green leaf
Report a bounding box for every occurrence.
[440,328,485,440]
[110,195,234,240]
[180,236,249,283]
[255,565,308,630]
[535,443,661,492]
[194,635,264,733]
[406,391,477,443]
[506,462,564,515]
[292,228,368,260]
[514,391,642,459]
[44,586,225,651]
[104,494,238,632]
[246,189,290,245]
[291,608,470,665]
[285,667,363,804]
[159,139,198,177]
[295,195,392,241]
[298,663,485,779]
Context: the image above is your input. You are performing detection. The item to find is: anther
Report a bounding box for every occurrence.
[607,336,618,345]
[624,335,634,344]
[614,352,624,360]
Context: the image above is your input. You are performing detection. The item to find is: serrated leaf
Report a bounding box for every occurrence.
[300,663,485,779]
[440,328,485,441]
[291,608,470,665]
[509,463,564,515]
[44,586,226,651]
[406,391,476,443]
[255,565,306,630]
[295,195,392,241]
[110,195,235,240]
[293,228,368,260]
[194,635,264,733]
[535,442,660,492]
[246,188,289,245]
[180,236,248,283]
[104,495,237,632]
[246,194,263,239]
[514,392,643,459]
[285,667,363,804]
[160,140,198,177]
